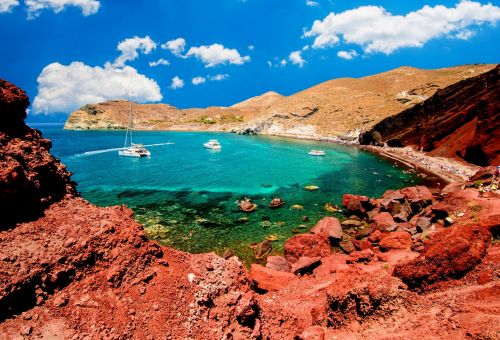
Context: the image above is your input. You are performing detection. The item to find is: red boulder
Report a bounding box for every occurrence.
[249,264,297,292]
[379,232,412,251]
[284,233,331,263]
[310,217,342,242]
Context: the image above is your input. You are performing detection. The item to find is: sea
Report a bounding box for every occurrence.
[34,123,430,264]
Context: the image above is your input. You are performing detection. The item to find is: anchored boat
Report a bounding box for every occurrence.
[308,150,326,156]
[203,139,221,150]
[118,101,151,157]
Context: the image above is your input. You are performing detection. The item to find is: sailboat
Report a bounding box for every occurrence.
[118,101,151,157]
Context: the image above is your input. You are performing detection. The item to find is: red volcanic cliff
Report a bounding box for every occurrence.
[0,79,76,227]
[0,79,499,339]
[360,65,500,166]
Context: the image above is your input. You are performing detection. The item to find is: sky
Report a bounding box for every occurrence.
[0,0,499,123]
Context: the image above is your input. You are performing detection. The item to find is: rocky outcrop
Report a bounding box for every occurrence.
[360,64,500,166]
[0,79,76,228]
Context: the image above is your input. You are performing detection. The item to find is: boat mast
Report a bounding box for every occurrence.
[129,101,134,145]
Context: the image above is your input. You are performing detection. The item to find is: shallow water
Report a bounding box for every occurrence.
[36,124,425,264]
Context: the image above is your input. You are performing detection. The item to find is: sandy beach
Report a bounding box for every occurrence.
[361,145,480,184]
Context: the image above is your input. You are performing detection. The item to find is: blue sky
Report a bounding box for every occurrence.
[0,0,499,123]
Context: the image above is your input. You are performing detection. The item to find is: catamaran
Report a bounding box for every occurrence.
[118,101,151,157]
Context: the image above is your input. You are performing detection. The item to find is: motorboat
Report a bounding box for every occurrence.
[118,143,151,157]
[119,101,151,158]
[204,139,221,149]
[308,150,326,156]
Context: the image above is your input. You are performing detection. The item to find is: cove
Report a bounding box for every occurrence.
[38,125,428,264]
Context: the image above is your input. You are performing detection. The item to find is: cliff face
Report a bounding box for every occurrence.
[64,64,496,138]
[0,79,76,228]
[360,65,499,166]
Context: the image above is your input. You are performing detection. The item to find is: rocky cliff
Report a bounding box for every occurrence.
[1,79,500,338]
[64,64,496,139]
[360,65,499,166]
[0,79,76,228]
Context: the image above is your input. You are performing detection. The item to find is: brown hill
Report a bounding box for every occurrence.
[64,64,496,138]
[360,65,499,166]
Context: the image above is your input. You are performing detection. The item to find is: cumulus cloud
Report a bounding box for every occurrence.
[0,0,19,12]
[32,62,162,114]
[306,0,319,7]
[25,0,100,18]
[208,74,229,81]
[149,58,170,67]
[192,76,206,85]
[289,51,305,67]
[186,43,250,67]
[304,1,500,54]
[161,38,186,57]
[113,36,156,68]
[337,49,358,60]
[170,76,184,90]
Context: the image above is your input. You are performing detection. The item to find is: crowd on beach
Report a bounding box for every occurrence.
[381,146,478,181]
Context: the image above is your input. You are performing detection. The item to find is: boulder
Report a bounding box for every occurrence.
[338,240,355,254]
[284,234,331,263]
[310,217,342,242]
[313,254,350,276]
[342,194,372,216]
[379,190,412,222]
[368,230,383,243]
[291,256,322,275]
[351,238,372,251]
[372,212,397,231]
[400,186,434,213]
[379,232,412,251]
[347,249,374,263]
[249,264,297,292]
[265,256,290,272]
[341,219,361,228]
[394,224,491,290]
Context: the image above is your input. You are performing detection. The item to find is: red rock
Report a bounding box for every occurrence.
[284,233,331,264]
[347,249,374,263]
[379,232,412,251]
[266,256,290,272]
[297,326,325,340]
[313,254,350,276]
[352,238,372,251]
[368,230,383,243]
[291,256,321,275]
[310,217,342,241]
[394,224,491,289]
[376,250,420,266]
[339,240,355,254]
[249,264,297,292]
[0,79,30,127]
[342,194,371,216]
[400,186,434,213]
[372,212,397,231]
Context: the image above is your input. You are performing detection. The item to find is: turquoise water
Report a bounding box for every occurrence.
[36,124,426,264]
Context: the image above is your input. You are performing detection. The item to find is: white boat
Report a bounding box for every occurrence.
[118,102,151,157]
[308,150,326,156]
[203,139,221,150]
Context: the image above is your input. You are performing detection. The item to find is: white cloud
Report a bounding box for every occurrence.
[267,61,273,68]
[0,0,19,13]
[248,45,255,50]
[161,38,186,57]
[208,74,229,81]
[192,76,206,85]
[186,43,250,67]
[25,0,100,18]
[337,49,358,60]
[304,1,500,54]
[170,76,184,90]
[289,50,306,67]
[149,58,170,67]
[306,0,319,7]
[455,29,475,40]
[113,36,156,68]
[32,62,162,114]
[302,45,310,51]
[280,59,287,66]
